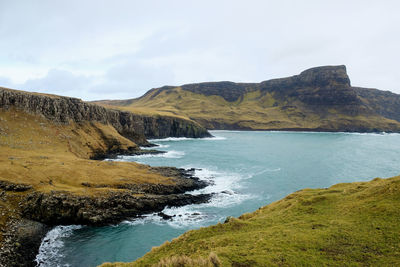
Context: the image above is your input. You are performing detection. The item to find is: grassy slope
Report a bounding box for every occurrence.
[96,87,400,131]
[0,109,177,242]
[102,175,400,266]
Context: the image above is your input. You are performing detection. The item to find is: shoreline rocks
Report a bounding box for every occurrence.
[0,166,211,267]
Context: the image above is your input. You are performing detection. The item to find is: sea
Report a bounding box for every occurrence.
[35,130,400,266]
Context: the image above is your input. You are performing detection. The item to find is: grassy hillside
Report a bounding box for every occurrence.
[101,175,400,266]
[0,108,186,246]
[95,66,400,132]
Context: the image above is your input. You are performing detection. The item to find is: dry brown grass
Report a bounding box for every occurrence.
[0,109,175,195]
[0,108,179,243]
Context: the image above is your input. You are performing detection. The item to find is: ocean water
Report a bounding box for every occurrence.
[36,131,400,266]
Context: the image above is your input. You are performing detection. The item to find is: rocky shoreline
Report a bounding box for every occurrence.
[0,166,211,267]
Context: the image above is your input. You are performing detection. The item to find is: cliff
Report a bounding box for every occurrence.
[0,87,211,146]
[0,88,212,266]
[98,65,400,133]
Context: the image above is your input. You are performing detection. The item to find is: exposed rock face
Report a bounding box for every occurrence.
[0,87,211,145]
[354,87,400,122]
[147,65,356,105]
[22,168,210,226]
[261,65,359,107]
[23,191,211,226]
[0,181,32,192]
[0,219,49,267]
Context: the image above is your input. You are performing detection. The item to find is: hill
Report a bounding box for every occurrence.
[94,65,400,133]
[0,87,211,266]
[102,175,400,266]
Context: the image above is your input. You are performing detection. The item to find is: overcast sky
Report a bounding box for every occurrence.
[0,0,399,100]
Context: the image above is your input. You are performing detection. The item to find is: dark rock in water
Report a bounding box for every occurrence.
[158,212,174,220]
[221,190,234,195]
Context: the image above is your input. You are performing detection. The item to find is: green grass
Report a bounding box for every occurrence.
[101,176,400,266]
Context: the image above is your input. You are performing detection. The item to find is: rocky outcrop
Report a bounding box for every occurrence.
[260,65,360,108]
[0,181,32,192]
[23,191,211,226]
[354,87,400,122]
[0,168,211,266]
[0,219,49,267]
[145,65,356,105]
[0,87,211,145]
[22,168,210,226]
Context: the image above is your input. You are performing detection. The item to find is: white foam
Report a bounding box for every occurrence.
[148,136,226,142]
[112,150,185,161]
[36,225,82,267]
[140,143,170,149]
[154,143,170,148]
[120,165,256,228]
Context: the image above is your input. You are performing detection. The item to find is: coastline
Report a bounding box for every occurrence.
[0,149,212,267]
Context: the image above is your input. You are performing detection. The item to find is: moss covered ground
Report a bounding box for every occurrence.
[102,175,400,266]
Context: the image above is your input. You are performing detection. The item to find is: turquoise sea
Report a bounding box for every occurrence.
[36,131,400,266]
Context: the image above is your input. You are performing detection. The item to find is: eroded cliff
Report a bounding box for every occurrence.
[0,87,211,146]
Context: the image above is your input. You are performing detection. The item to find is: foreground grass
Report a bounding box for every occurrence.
[101,175,400,266]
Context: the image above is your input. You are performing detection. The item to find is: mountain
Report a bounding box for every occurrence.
[0,87,211,266]
[94,65,400,133]
[102,175,400,266]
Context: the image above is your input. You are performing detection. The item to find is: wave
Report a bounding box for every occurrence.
[140,143,171,149]
[122,166,256,228]
[36,225,82,267]
[112,150,185,161]
[148,136,226,142]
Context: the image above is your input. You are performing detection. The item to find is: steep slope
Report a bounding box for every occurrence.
[95,65,400,133]
[102,175,400,266]
[1,87,211,145]
[0,88,211,266]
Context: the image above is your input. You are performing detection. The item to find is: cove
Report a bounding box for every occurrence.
[36,131,400,266]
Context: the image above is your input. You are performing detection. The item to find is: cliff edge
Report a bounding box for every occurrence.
[97,65,400,133]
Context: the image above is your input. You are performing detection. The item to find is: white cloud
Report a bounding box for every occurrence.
[0,0,399,100]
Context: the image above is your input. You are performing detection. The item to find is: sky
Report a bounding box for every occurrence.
[0,0,399,101]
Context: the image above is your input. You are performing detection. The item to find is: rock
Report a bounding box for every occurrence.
[22,191,211,226]
[0,181,32,192]
[158,212,174,220]
[0,219,50,267]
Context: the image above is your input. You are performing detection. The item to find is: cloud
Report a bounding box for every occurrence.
[0,0,399,100]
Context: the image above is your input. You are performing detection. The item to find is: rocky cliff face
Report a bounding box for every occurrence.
[261,65,358,106]
[354,87,400,122]
[148,65,357,106]
[0,87,211,145]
